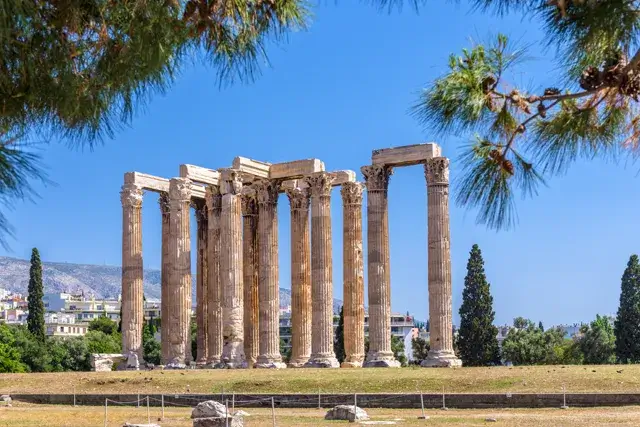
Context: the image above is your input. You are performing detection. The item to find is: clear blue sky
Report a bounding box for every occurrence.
[1,1,638,327]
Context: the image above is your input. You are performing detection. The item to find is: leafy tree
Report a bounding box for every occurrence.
[279,338,291,363]
[391,335,408,367]
[580,314,616,364]
[411,337,430,364]
[538,321,544,332]
[502,319,565,365]
[117,304,123,334]
[0,324,27,373]
[11,325,53,372]
[413,1,640,229]
[457,244,501,366]
[27,248,45,341]
[143,321,161,366]
[191,320,197,362]
[86,331,121,354]
[615,255,640,363]
[334,306,346,363]
[88,315,118,336]
[554,338,583,365]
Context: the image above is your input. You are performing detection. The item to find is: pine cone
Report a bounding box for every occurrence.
[488,149,501,161]
[482,76,497,94]
[538,103,547,118]
[544,88,561,96]
[516,124,526,134]
[579,66,602,90]
[502,160,514,176]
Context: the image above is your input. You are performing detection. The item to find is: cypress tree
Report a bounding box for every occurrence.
[27,248,45,341]
[457,244,500,366]
[334,306,345,363]
[614,255,640,363]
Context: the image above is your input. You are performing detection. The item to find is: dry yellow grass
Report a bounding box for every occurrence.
[2,403,640,426]
[1,365,639,395]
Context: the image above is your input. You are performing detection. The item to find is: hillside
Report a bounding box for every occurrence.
[0,256,342,312]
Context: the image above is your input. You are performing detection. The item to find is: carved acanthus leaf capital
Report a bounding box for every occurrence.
[205,185,221,211]
[219,169,243,196]
[341,182,364,205]
[425,157,450,185]
[361,165,393,191]
[194,200,208,224]
[305,172,335,197]
[169,178,192,202]
[158,192,170,215]
[120,184,143,208]
[286,187,310,211]
[254,179,280,205]
[241,188,258,216]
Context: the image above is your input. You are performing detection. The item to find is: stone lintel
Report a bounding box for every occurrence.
[269,159,325,180]
[232,156,271,181]
[179,164,220,186]
[371,143,442,167]
[124,172,169,193]
[281,170,355,191]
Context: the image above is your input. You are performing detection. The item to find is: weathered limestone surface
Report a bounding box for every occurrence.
[159,193,171,364]
[219,169,247,369]
[286,186,312,368]
[324,405,369,422]
[121,183,144,360]
[341,182,365,368]
[269,159,325,179]
[422,158,462,368]
[124,171,206,199]
[166,178,192,369]
[241,188,260,367]
[191,400,228,418]
[192,401,244,427]
[372,143,441,167]
[195,201,209,366]
[255,179,286,369]
[304,172,339,368]
[232,157,271,180]
[281,170,356,191]
[361,165,400,368]
[206,186,223,367]
[90,354,126,372]
[180,164,220,185]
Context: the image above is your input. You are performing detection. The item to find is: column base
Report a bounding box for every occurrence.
[165,360,187,370]
[245,357,257,368]
[255,355,287,369]
[287,357,310,368]
[195,358,209,368]
[363,351,400,368]
[340,361,363,368]
[220,360,248,369]
[421,350,462,368]
[304,354,340,368]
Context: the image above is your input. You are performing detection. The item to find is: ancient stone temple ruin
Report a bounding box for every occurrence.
[120,143,462,369]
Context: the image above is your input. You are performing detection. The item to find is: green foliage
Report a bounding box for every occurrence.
[538,321,544,331]
[86,330,121,355]
[553,338,583,365]
[143,321,161,366]
[391,335,408,367]
[579,315,616,364]
[457,244,501,366]
[501,318,566,365]
[0,324,27,373]
[411,337,430,364]
[191,320,197,362]
[27,248,45,341]
[88,315,118,336]
[279,338,291,363]
[615,255,640,363]
[334,306,346,363]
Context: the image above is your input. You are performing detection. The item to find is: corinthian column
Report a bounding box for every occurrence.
[341,182,365,368]
[195,201,209,366]
[361,165,399,368]
[219,169,247,368]
[159,192,170,364]
[422,157,462,368]
[304,172,339,368]
[242,188,259,367]
[205,186,223,367]
[254,179,286,369]
[121,183,144,362]
[286,186,312,368]
[166,177,192,369]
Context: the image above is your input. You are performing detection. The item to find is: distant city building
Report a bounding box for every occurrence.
[45,312,88,337]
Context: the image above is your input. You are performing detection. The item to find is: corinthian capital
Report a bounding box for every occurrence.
[286,186,310,211]
[158,192,170,215]
[340,182,364,205]
[169,177,192,202]
[120,184,143,208]
[194,200,208,224]
[254,178,280,206]
[305,172,335,197]
[219,168,243,196]
[241,188,258,216]
[205,185,221,211]
[424,157,449,185]
[361,164,393,191]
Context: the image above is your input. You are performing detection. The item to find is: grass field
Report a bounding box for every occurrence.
[3,402,640,426]
[0,365,639,394]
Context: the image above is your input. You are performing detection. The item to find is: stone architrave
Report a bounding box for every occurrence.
[166,177,192,369]
[340,182,365,368]
[361,165,400,368]
[304,172,339,368]
[195,201,209,366]
[159,192,171,364]
[422,157,462,368]
[254,179,286,369]
[286,186,312,368]
[206,186,223,367]
[241,189,260,367]
[121,183,144,361]
[219,169,247,368]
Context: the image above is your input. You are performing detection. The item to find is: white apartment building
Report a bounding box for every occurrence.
[45,312,89,337]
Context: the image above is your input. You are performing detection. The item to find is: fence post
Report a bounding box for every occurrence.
[418,392,427,419]
[137,392,140,409]
[354,393,357,409]
[73,386,76,407]
[225,399,230,427]
[441,386,447,410]
[318,389,321,409]
[161,394,165,420]
[147,396,150,424]
[104,399,108,427]
[232,392,235,412]
[271,396,276,427]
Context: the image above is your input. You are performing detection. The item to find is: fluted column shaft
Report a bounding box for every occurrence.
[160,193,171,364]
[121,183,144,361]
[195,202,209,365]
[304,172,339,368]
[286,187,312,368]
[219,169,246,368]
[166,178,192,369]
[242,189,260,367]
[361,165,399,368]
[423,157,462,367]
[341,182,365,368]
[206,186,223,366]
[255,179,286,369]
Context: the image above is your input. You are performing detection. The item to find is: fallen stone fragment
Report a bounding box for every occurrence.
[234,410,250,416]
[191,400,228,419]
[485,417,498,422]
[192,416,243,427]
[1,395,11,403]
[325,405,369,422]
